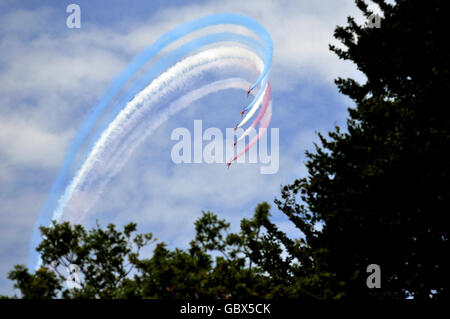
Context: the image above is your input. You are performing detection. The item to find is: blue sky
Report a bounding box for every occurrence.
[0,0,375,295]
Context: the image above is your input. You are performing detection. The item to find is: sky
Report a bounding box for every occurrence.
[0,0,375,296]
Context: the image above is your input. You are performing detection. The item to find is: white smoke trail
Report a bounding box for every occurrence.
[56,46,266,223]
[64,77,254,224]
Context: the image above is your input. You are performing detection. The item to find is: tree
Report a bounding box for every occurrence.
[7,221,156,298]
[5,204,289,299]
[257,0,449,299]
[7,265,62,299]
[133,209,268,299]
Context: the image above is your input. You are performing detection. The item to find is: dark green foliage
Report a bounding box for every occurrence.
[272,0,449,299]
[7,265,61,299]
[33,220,155,298]
[6,204,285,299]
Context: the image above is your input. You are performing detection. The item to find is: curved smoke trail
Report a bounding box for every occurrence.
[62,48,265,225]
[29,13,273,269]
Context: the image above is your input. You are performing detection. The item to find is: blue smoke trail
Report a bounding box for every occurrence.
[29,13,273,269]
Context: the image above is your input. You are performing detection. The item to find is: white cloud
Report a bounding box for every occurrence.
[0,116,73,169]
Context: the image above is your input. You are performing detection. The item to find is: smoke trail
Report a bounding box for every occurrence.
[53,46,264,221]
[65,78,254,225]
[29,14,273,269]
[63,49,264,224]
